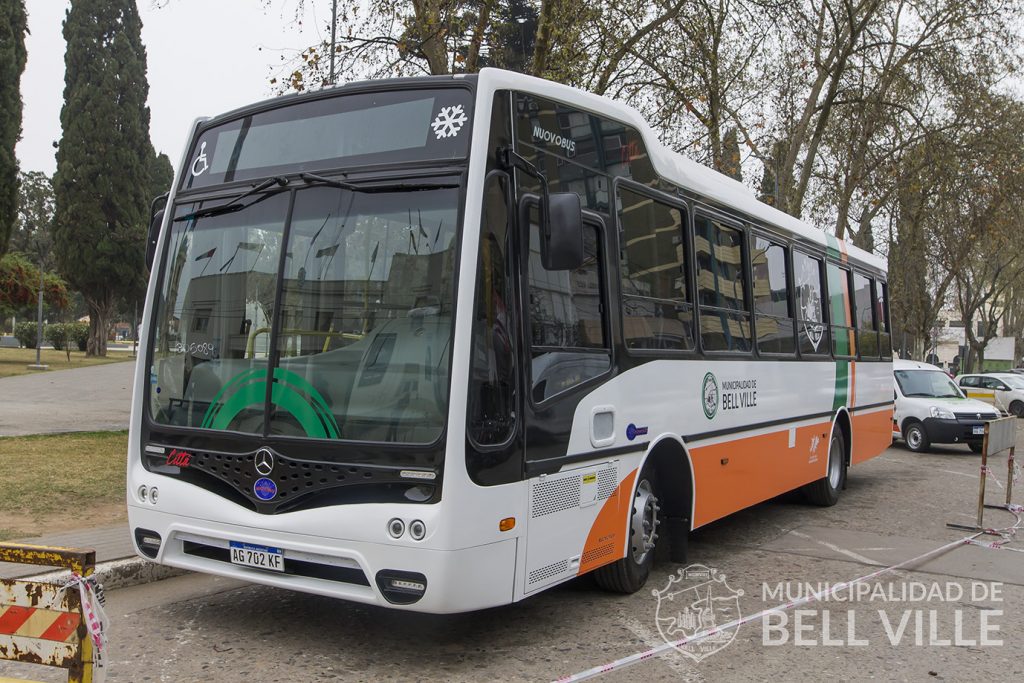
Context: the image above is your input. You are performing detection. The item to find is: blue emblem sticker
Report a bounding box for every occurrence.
[253,477,277,500]
[626,423,649,441]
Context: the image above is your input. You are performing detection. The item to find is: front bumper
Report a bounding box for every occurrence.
[922,417,986,445]
[128,505,517,614]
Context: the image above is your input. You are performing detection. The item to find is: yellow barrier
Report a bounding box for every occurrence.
[0,543,97,683]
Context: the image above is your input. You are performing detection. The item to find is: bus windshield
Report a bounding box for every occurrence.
[895,370,963,399]
[149,183,459,444]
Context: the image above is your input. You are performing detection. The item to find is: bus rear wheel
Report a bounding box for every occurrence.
[594,466,659,593]
[803,429,846,506]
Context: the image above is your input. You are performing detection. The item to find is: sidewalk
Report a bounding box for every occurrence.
[0,523,134,579]
[0,359,136,436]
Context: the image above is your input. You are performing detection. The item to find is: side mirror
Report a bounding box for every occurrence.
[146,194,169,271]
[541,192,584,271]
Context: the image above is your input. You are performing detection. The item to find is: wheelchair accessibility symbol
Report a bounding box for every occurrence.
[191,141,210,177]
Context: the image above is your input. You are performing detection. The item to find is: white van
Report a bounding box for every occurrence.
[893,359,998,453]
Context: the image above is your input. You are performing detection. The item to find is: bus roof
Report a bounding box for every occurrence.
[476,68,886,274]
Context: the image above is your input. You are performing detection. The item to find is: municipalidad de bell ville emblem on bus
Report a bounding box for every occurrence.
[653,564,744,662]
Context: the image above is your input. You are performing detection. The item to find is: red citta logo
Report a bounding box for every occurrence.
[166,449,193,468]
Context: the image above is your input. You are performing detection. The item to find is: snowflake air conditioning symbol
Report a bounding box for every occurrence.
[431,105,469,139]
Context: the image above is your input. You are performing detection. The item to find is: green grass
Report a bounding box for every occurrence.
[0,347,132,378]
[0,431,127,538]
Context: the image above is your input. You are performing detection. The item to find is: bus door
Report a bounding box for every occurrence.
[518,210,619,593]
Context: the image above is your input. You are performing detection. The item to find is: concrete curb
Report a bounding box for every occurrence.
[22,557,189,590]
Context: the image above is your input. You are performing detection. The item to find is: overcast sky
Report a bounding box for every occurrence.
[17,0,328,175]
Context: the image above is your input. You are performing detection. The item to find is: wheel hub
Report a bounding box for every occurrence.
[630,478,659,564]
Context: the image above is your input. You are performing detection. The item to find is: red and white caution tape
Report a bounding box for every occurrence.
[66,573,109,682]
[554,505,1023,683]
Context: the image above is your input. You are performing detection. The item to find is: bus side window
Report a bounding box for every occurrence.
[617,186,693,351]
[750,234,795,354]
[695,215,751,352]
[853,271,879,360]
[793,249,828,355]
[527,207,610,403]
[826,262,855,358]
[875,280,892,358]
[467,172,517,446]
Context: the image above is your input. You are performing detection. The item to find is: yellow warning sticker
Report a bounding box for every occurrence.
[582,473,597,484]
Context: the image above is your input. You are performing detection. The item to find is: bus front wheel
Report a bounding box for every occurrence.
[593,465,660,593]
[803,429,846,506]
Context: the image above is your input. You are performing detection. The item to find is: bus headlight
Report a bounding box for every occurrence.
[137,485,148,502]
[387,518,406,539]
[409,520,426,540]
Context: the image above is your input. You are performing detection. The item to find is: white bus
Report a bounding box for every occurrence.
[129,68,893,613]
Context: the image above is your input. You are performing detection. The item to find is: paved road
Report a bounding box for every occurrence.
[1,441,1021,682]
[0,360,136,436]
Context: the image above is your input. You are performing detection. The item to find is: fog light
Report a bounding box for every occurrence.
[375,569,427,605]
[134,528,162,559]
[387,518,405,539]
[149,487,159,504]
[137,485,148,502]
[409,519,426,540]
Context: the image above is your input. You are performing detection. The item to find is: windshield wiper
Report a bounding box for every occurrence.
[299,172,458,193]
[174,176,289,221]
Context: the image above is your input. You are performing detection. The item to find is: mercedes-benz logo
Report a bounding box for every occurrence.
[254,448,274,476]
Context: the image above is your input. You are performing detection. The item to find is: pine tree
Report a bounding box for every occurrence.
[0,0,28,257]
[53,0,155,356]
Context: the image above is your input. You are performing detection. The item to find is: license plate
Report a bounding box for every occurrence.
[229,542,284,572]
[973,426,985,436]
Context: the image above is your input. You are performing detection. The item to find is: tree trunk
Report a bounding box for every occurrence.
[85,294,113,357]
[531,0,558,77]
[411,0,450,75]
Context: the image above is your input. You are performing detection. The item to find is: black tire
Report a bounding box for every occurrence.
[1010,401,1024,418]
[594,464,660,593]
[903,422,930,453]
[969,441,984,454]
[803,429,846,506]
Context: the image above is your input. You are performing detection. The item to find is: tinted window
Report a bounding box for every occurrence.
[826,262,854,357]
[468,173,517,445]
[184,89,474,191]
[695,216,751,352]
[853,272,878,359]
[959,376,980,387]
[528,214,610,402]
[876,280,892,358]
[618,187,693,351]
[751,235,795,354]
[793,250,827,354]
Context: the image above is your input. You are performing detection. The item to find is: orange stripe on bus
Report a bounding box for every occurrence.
[690,421,833,528]
[849,360,856,408]
[0,605,34,635]
[578,469,637,575]
[852,407,894,464]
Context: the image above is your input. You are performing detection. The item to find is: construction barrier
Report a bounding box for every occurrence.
[0,543,105,683]
[948,415,1018,533]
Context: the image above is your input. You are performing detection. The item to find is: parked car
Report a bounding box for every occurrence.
[894,359,998,453]
[955,372,1024,417]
